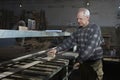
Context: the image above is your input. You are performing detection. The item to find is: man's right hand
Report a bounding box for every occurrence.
[73,62,80,70]
[47,48,57,58]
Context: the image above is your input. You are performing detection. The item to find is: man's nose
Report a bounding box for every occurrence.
[77,19,80,22]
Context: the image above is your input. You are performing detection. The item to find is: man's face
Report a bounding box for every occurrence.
[77,12,89,27]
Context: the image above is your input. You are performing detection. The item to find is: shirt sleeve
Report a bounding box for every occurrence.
[78,25,102,63]
[56,32,77,52]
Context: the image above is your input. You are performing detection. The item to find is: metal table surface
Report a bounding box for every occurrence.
[0,50,70,80]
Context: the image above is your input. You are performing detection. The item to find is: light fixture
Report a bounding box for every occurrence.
[118,6,120,9]
[19,0,23,8]
[86,2,90,6]
[85,0,90,7]
[19,3,22,7]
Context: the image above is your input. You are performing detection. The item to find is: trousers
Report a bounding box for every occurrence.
[90,59,104,80]
[79,59,104,80]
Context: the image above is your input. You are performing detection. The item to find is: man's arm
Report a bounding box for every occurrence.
[47,31,77,56]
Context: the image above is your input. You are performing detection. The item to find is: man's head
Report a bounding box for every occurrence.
[77,8,90,27]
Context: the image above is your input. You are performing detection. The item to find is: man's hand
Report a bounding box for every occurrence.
[47,48,57,58]
[73,62,80,69]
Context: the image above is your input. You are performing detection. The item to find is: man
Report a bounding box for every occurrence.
[47,8,104,80]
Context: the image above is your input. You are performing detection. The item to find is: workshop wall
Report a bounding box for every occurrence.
[0,0,119,27]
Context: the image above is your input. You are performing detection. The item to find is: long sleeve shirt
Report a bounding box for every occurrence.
[56,23,104,63]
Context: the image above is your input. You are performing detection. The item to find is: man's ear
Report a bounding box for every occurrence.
[86,16,90,19]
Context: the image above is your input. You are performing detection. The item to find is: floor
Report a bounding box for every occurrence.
[68,61,120,80]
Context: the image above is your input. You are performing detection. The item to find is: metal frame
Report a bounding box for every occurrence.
[0,29,71,38]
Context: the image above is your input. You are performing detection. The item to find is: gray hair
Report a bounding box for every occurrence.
[78,8,90,17]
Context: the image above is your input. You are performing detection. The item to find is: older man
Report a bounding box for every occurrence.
[47,8,104,80]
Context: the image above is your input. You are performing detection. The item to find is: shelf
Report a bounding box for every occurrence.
[103,57,120,62]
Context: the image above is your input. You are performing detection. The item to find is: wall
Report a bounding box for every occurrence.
[0,0,120,27]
